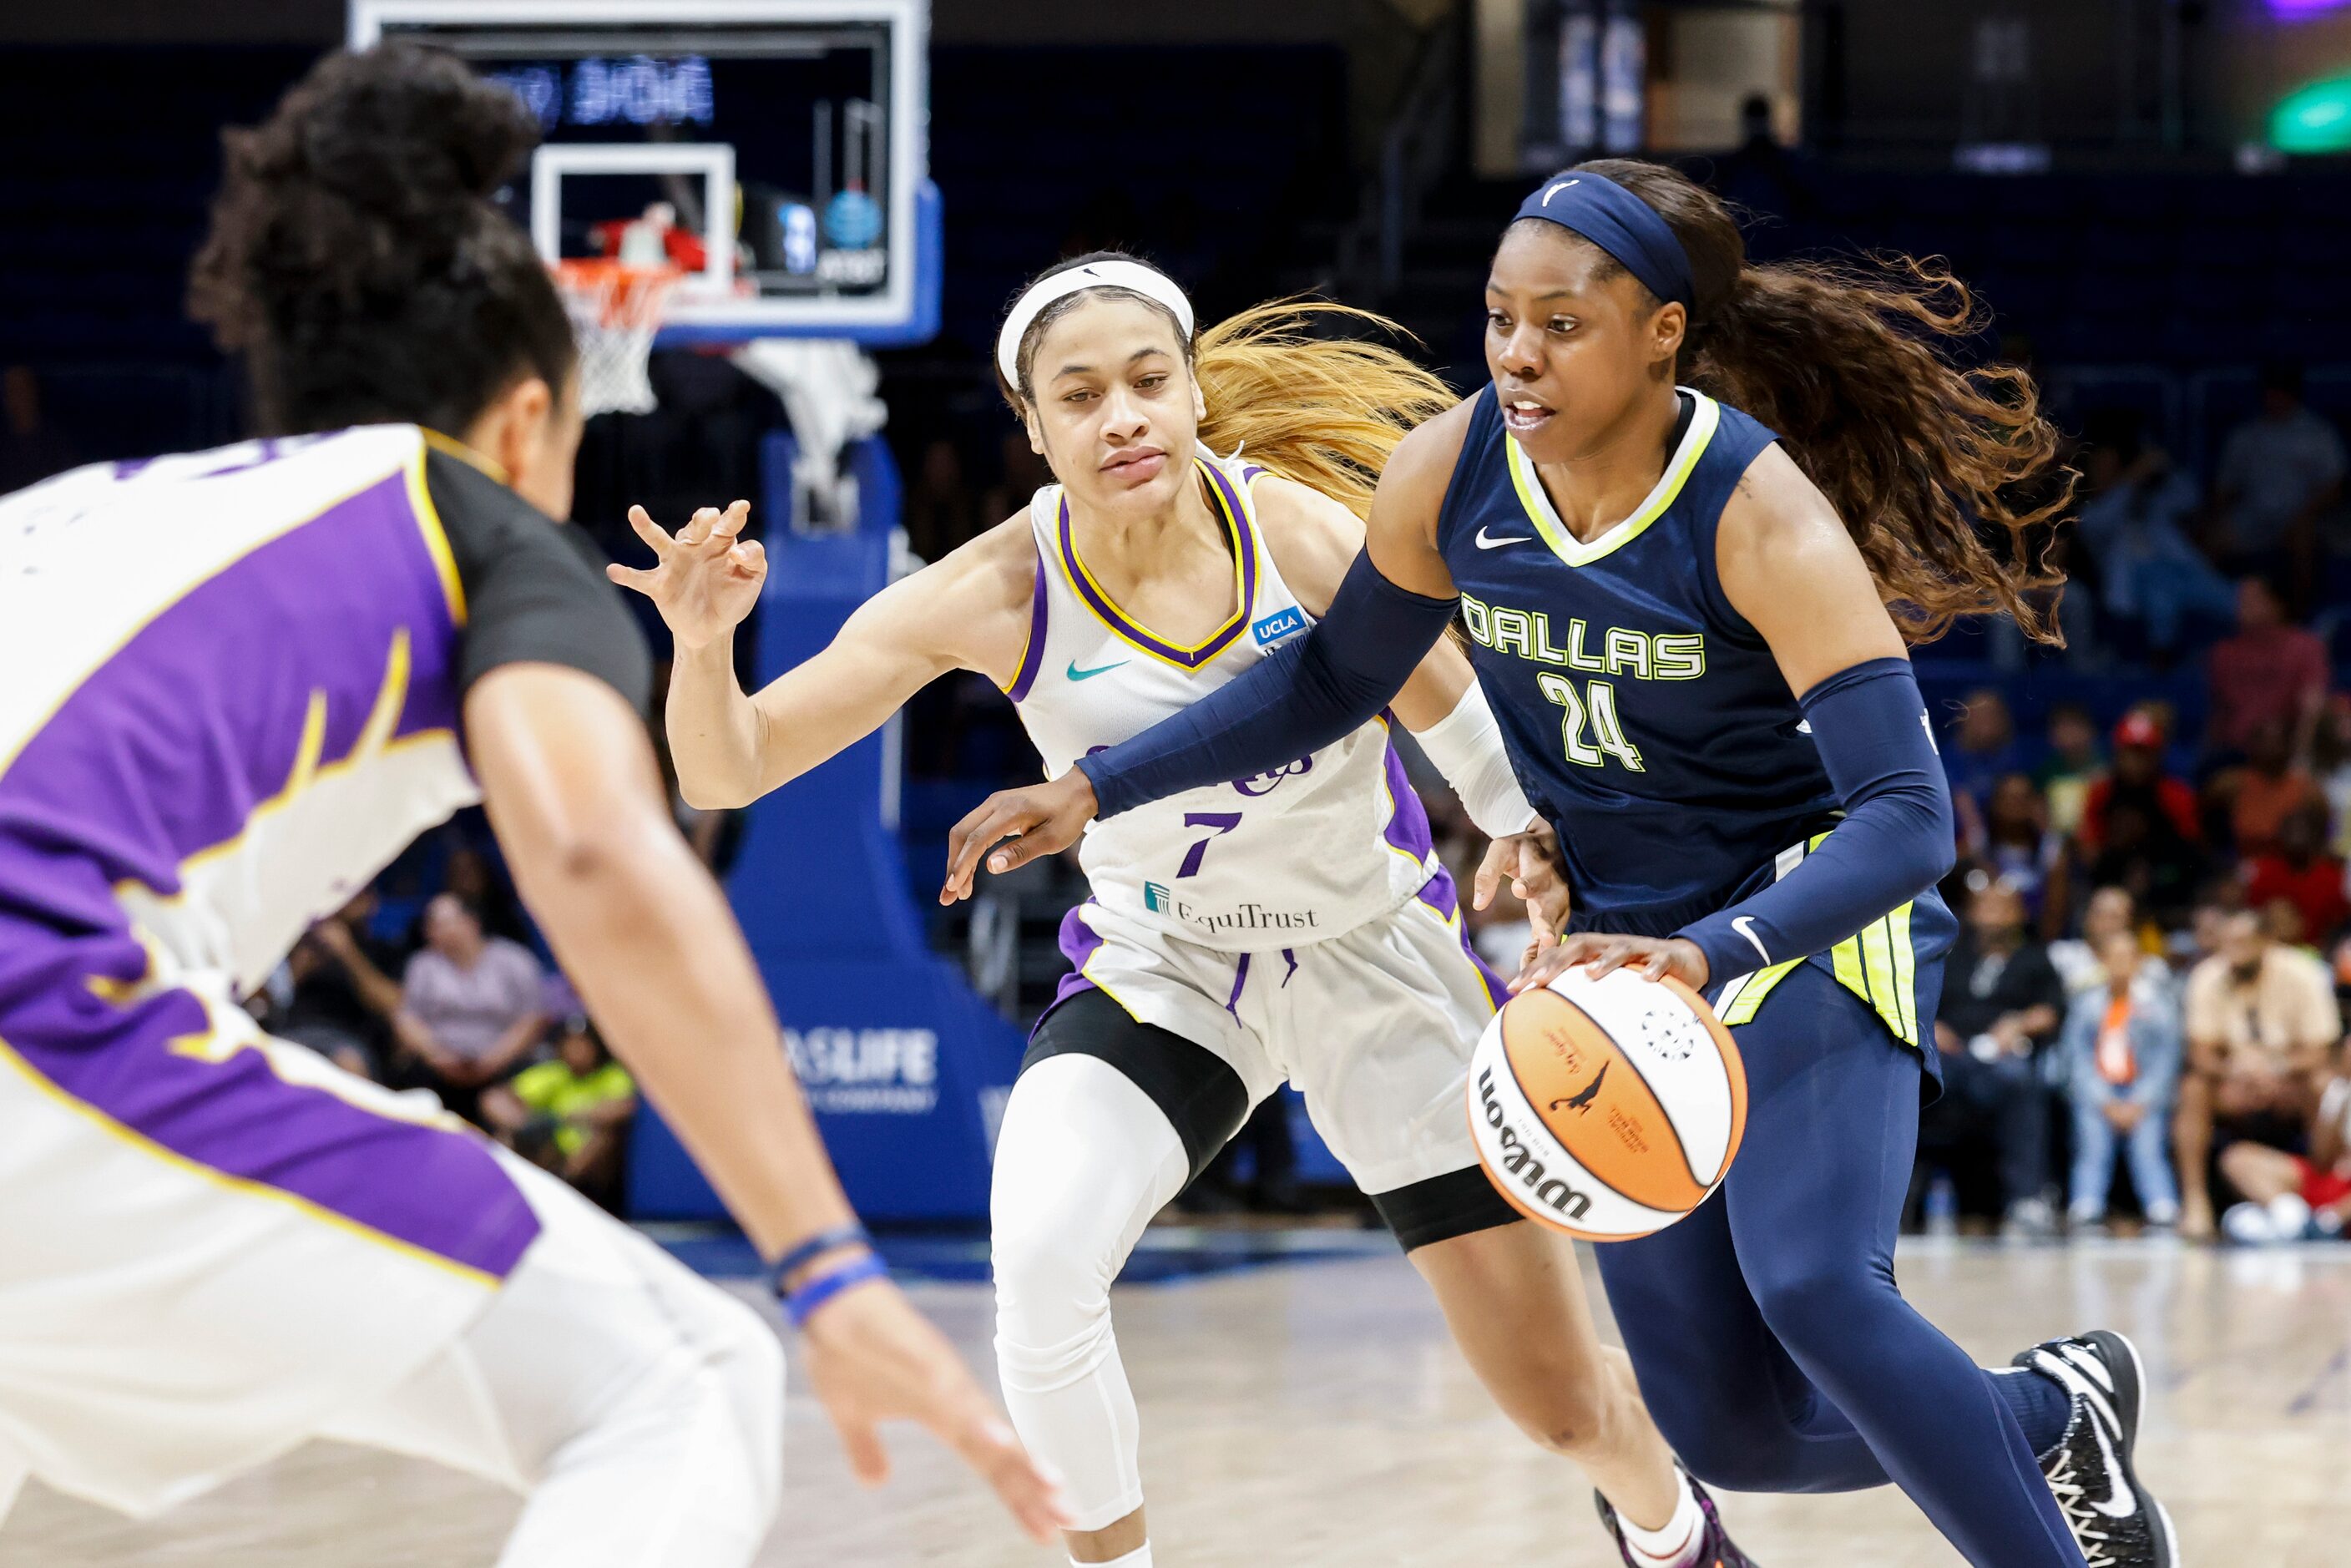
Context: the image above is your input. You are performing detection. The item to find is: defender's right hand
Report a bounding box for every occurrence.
[938,771,1099,903]
[799,1278,1070,1543]
[606,500,766,650]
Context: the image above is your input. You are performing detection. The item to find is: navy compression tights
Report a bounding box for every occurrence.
[1594,964,2085,1568]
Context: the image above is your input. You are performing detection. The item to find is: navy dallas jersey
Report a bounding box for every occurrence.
[1436,383,1956,1053]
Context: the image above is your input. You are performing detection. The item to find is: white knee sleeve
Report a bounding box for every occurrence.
[326,1154,784,1568]
[991,1054,1191,1533]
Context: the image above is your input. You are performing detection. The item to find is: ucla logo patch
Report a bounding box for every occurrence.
[1251,606,1307,645]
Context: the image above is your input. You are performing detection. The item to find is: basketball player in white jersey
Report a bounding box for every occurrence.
[0,45,1063,1563]
[632,255,1756,1568]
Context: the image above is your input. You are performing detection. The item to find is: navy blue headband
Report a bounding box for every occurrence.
[1512,172,1694,308]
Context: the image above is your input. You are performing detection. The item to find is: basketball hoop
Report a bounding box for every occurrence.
[553,259,682,418]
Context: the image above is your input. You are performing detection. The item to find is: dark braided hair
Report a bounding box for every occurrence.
[190,43,575,437]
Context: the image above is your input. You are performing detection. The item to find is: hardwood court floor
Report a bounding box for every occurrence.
[5,1237,2348,1565]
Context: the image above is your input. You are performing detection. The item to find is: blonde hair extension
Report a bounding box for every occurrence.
[1191,300,1457,520]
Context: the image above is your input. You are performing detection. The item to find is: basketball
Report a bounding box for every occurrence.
[1468,969,1747,1242]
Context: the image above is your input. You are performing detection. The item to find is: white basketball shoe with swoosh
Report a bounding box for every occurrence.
[2013,1331,2177,1567]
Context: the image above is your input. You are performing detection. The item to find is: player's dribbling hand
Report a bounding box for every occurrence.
[606,499,766,650]
[1473,819,1571,958]
[800,1277,1072,1544]
[938,771,1099,903]
[1510,932,1709,994]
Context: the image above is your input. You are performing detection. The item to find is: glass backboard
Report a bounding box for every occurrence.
[349,0,938,346]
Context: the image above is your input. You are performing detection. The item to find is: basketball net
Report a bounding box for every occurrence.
[552,258,682,418]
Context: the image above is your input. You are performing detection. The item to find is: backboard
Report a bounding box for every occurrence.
[349,0,938,346]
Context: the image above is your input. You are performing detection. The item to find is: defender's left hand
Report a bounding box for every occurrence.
[1473,818,1571,953]
[1511,933,1709,994]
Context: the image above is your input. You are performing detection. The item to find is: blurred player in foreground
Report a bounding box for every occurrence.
[0,43,1061,1565]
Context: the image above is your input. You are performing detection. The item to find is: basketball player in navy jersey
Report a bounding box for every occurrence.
[944,163,2177,1567]
[629,258,1759,1568]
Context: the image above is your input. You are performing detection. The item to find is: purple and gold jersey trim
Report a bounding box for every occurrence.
[0,976,536,1283]
[1411,863,1513,1010]
[1002,556,1050,701]
[1373,718,1438,873]
[0,463,464,916]
[1053,458,1259,670]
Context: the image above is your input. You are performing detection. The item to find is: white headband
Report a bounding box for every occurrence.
[995,260,1196,387]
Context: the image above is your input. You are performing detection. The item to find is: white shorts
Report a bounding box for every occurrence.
[1053,869,1509,1196]
[0,974,780,1550]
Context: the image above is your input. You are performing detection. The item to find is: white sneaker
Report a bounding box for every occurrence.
[2266,1193,2313,1240]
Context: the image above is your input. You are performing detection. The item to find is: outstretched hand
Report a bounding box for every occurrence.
[798,1277,1070,1544]
[939,771,1100,904]
[606,499,766,650]
[1472,819,1572,968]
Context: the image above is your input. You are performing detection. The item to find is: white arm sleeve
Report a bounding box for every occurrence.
[1410,680,1538,840]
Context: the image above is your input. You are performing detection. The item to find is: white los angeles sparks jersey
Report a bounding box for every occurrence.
[1005,450,1439,952]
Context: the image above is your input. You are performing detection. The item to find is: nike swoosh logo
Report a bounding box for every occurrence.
[1732,916,1771,964]
[1066,658,1129,682]
[2086,1416,2137,1519]
[1475,528,1529,549]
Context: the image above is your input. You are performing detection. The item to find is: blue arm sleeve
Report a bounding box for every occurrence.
[1675,657,1955,985]
[1075,550,1459,819]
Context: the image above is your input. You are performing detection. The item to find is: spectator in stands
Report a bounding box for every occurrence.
[2050,884,2168,997]
[442,842,529,945]
[2034,701,2104,838]
[1921,878,2070,1235]
[2176,908,2343,1239]
[2182,886,2241,970]
[2212,717,2325,857]
[2086,797,2208,933]
[2074,408,2232,660]
[1944,687,2023,818]
[2081,711,2199,850]
[2079,711,2207,925]
[482,1015,636,1210]
[2207,574,2330,760]
[0,365,80,493]
[2214,1041,2351,1245]
[2210,362,2345,597]
[276,892,406,1080]
[393,892,549,1120]
[2316,695,2351,860]
[2063,927,2185,1231]
[1964,772,2071,936]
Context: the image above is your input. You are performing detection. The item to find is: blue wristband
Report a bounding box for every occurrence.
[771,1223,872,1293]
[783,1253,892,1329]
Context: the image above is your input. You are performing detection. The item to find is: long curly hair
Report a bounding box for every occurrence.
[999,254,1455,519]
[189,42,575,437]
[1554,159,2071,644]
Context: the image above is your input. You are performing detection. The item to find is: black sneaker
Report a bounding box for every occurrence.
[1595,1472,1757,1567]
[2012,1331,2178,1567]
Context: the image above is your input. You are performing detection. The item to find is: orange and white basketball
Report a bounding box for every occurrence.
[1468,968,1747,1242]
